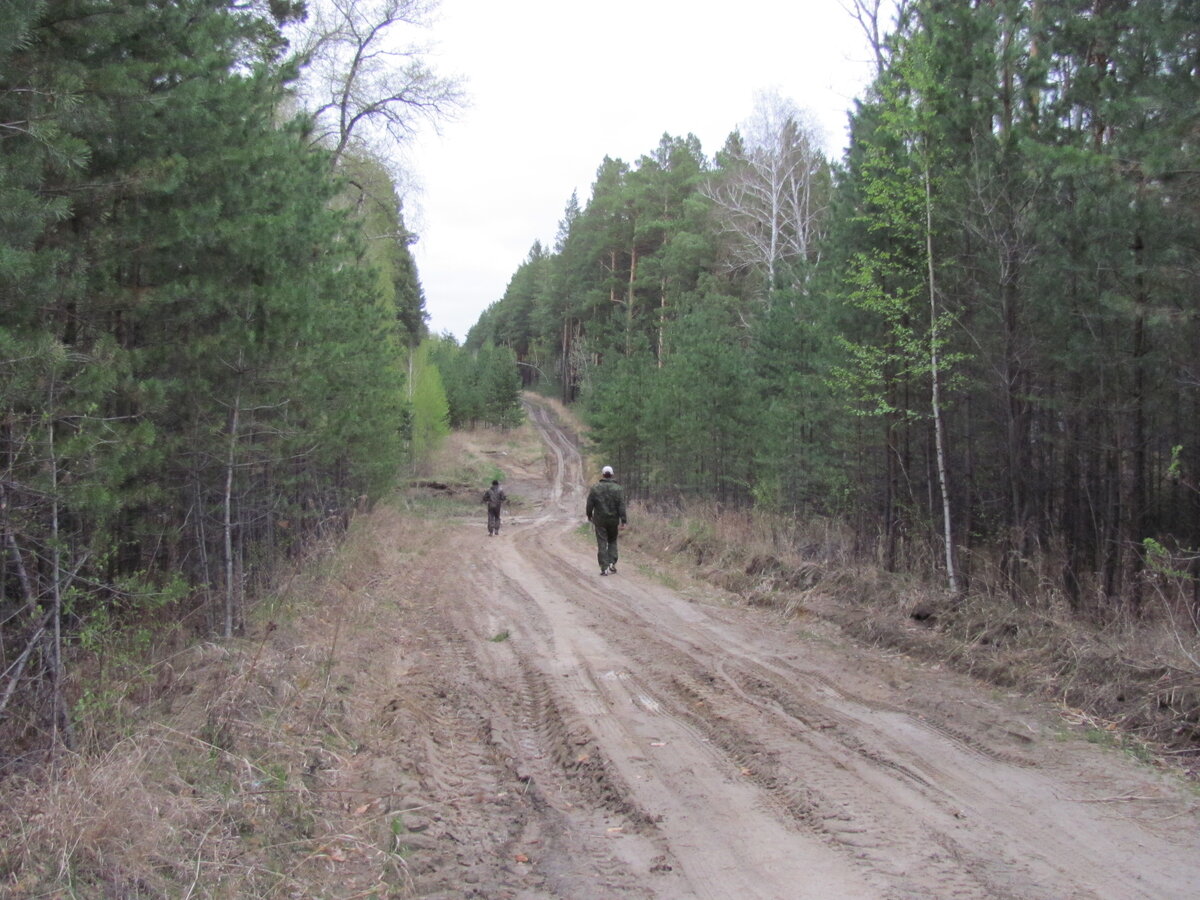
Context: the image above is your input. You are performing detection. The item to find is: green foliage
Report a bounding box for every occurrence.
[0,0,428,746]
[426,335,480,428]
[478,343,525,428]
[1141,538,1193,581]
[583,352,654,494]
[425,335,523,429]
[337,153,428,345]
[408,340,451,462]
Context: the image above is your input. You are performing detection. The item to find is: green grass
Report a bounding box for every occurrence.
[1080,726,1158,766]
[390,816,418,859]
[636,562,682,591]
[397,490,475,519]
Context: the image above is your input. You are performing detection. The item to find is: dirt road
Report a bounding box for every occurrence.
[364,399,1200,899]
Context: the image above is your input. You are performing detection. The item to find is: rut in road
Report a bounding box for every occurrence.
[442,397,1200,900]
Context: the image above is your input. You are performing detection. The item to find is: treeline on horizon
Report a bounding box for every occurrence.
[0,0,527,749]
[466,0,1200,614]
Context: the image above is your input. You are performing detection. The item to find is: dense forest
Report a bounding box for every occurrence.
[468,0,1200,620]
[0,0,532,752]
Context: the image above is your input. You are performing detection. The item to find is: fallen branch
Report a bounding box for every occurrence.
[0,610,54,718]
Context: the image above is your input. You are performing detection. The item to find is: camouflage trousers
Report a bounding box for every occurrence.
[592,518,620,572]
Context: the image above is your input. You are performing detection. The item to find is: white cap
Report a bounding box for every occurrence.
[601,465,614,476]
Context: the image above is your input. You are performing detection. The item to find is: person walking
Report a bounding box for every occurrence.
[586,465,627,575]
[482,479,507,536]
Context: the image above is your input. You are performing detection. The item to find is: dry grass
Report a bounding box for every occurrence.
[0,422,539,898]
[629,502,852,604]
[0,506,434,898]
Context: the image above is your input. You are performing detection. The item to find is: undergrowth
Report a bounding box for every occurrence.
[0,508,438,898]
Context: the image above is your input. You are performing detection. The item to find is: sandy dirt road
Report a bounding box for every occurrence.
[362,398,1200,899]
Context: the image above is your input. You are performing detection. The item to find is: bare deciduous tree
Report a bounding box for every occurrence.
[839,0,907,77]
[291,0,463,169]
[703,90,830,295]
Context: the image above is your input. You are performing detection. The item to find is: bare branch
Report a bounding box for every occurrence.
[0,611,54,719]
[289,0,464,171]
[702,91,831,294]
[837,0,907,77]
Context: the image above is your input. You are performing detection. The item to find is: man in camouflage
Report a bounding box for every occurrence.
[586,465,627,575]
[483,479,506,536]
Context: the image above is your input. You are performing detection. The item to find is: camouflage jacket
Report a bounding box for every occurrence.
[586,478,627,524]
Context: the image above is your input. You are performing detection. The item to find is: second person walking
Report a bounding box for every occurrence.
[586,465,627,575]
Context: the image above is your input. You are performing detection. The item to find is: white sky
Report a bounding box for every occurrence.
[403,0,880,341]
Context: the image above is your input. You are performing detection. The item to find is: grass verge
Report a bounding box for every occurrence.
[0,425,531,898]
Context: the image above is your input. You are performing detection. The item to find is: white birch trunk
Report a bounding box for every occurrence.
[223,388,241,638]
[925,164,959,595]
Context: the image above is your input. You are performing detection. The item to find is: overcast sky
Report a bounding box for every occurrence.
[403,0,880,341]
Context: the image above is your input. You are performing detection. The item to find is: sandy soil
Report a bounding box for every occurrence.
[324,397,1200,899]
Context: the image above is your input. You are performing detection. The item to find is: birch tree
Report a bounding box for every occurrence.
[836,30,964,594]
[703,91,830,296]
